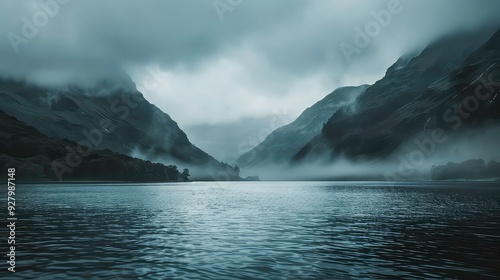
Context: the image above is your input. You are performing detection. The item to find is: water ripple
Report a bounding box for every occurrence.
[2,182,499,279]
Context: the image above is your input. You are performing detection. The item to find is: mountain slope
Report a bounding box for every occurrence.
[295,30,500,162]
[0,74,240,180]
[0,109,186,182]
[237,85,368,167]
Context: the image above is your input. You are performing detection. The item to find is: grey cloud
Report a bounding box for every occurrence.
[1,0,500,124]
[0,0,306,77]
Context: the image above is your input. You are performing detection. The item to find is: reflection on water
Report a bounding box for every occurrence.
[4,181,500,279]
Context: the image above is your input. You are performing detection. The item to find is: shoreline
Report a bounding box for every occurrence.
[10,179,500,185]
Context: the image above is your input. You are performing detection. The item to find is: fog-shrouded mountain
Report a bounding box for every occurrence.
[237,85,369,168]
[0,74,241,181]
[293,30,500,172]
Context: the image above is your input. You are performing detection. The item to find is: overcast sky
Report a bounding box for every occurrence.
[1,0,500,127]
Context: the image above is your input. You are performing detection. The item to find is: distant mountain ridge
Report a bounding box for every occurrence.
[237,85,368,167]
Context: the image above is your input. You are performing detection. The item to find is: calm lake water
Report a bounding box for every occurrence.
[3,181,500,279]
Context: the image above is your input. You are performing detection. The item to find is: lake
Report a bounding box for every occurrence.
[4,181,500,279]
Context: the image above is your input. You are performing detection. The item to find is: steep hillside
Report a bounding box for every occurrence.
[0,109,186,182]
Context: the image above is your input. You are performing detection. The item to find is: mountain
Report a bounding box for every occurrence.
[184,117,276,164]
[0,74,240,180]
[294,30,500,163]
[237,85,369,167]
[0,109,187,182]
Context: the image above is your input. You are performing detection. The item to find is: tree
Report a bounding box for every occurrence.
[181,168,190,181]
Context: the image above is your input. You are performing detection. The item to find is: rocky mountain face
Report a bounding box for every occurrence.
[237,85,369,167]
[0,74,240,180]
[0,109,187,182]
[294,30,500,164]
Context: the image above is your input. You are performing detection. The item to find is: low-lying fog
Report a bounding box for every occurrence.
[238,124,500,181]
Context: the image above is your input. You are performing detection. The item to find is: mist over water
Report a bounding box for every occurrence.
[239,124,500,181]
